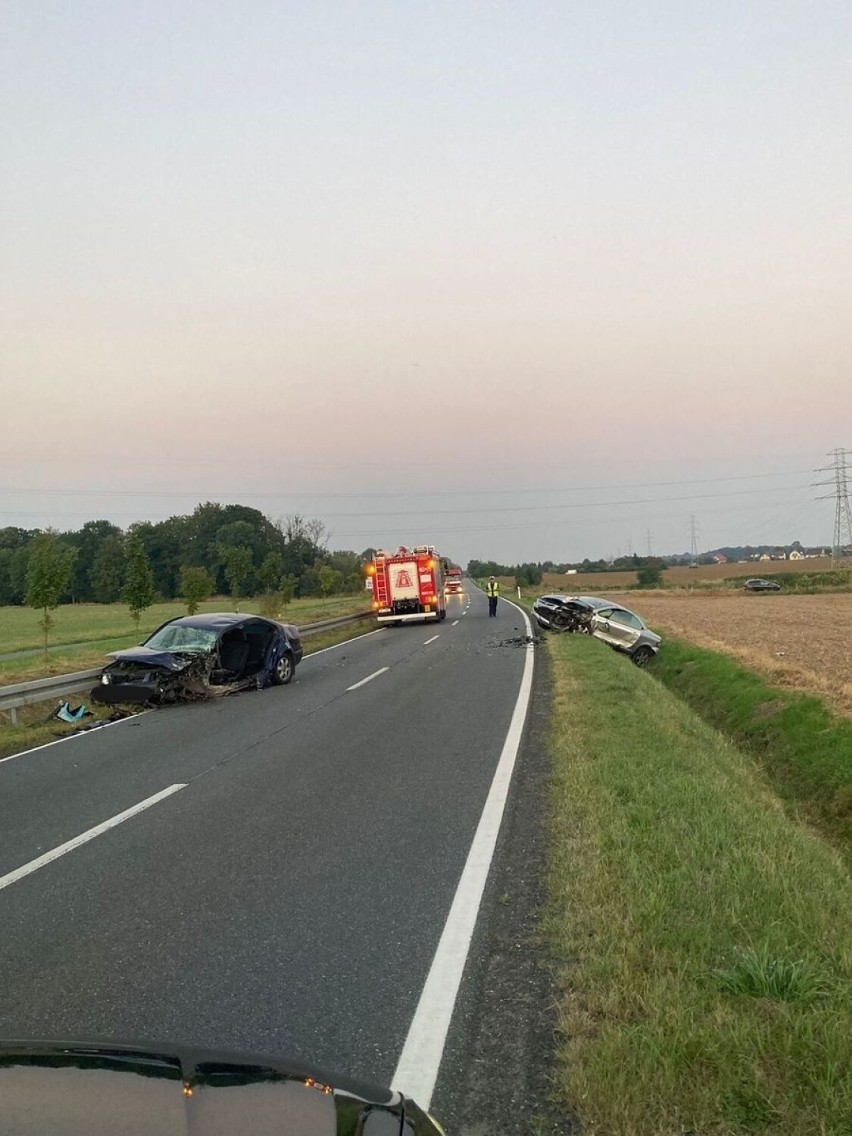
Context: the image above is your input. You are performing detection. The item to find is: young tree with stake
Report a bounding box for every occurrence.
[123,532,156,633]
[25,531,77,659]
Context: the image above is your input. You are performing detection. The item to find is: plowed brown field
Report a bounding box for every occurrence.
[605,591,852,716]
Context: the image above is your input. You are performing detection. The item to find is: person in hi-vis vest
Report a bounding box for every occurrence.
[486,576,500,617]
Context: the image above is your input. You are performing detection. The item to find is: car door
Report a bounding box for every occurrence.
[590,607,619,646]
[604,608,645,650]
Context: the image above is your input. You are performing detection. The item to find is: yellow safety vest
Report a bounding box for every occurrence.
[486,580,500,597]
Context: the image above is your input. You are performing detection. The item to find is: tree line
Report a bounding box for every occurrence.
[466,555,668,585]
[0,503,372,608]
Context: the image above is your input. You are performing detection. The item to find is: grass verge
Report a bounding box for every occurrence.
[652,638,852,865]
[544,632,852,1136]
[0,595,370,656]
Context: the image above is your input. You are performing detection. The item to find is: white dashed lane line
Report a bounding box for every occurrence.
[451,620,459,626]
[423,635,440,645]
[0,784,187,893]
[346,667,389,692]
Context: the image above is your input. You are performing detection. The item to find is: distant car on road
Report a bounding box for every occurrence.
[743,578,781,592]
[92,613,303,705]
[588,604,662,667]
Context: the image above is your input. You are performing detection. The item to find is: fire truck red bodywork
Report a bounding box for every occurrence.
[368,546,447,623]
[444,565,463,594]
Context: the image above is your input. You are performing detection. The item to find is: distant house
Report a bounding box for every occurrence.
[713,554,728,564]
[788,549,805,561]
[759,553,771,561]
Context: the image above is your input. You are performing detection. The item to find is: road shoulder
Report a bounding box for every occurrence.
[430,643,575,1134]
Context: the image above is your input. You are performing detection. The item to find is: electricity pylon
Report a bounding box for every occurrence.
[814,448,852,564]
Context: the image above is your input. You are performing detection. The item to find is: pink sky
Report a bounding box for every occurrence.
[2,3,850,564]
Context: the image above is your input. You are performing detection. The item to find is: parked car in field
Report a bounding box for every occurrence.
[532,594,613,632]
[92,613,303,705]
[743,578,781,592]
[588,605,661,666]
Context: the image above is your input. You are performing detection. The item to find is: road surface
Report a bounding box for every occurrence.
[0,587,533,1109]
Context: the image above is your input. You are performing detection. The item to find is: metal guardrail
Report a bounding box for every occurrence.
[0,610,375,726]
[298,611,373,636]
[0,669,103,725]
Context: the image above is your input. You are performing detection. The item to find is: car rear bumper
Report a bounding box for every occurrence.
[377,611,440,622]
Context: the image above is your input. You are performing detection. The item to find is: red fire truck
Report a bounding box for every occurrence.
[367,546,447,623]
[444,564,463,595]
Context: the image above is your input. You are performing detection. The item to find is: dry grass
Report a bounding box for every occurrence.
[607,591,852,717]
[540,555,847,591]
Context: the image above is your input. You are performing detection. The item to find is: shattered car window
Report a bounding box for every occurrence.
[144,625,218,652]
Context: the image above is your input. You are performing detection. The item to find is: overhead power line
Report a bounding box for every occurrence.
[0,481,816,524]
[0,467,816,501]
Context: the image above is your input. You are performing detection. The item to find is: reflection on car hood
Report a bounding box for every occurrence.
[106,646,198,671]
[0,1041,442,1135]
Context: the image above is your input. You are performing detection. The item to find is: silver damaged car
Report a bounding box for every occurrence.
[588,604,661,666]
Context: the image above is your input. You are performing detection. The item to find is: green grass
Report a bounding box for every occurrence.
[0,596,371,685]
[652,639,852,864]
[0,595,370,656]
[543,632,852,1136]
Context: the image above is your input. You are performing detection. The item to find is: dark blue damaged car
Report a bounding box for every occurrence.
[92,613,303,705]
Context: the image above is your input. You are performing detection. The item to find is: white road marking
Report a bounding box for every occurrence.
[392,599,535,1109]
[451,620,459,626]
[0,711,149,766]
[423,635,440,645]
[346,666,389,691]
[0,783,187,893]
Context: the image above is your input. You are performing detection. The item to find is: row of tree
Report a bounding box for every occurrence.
[0,504,373,608]
[467,553,696,580]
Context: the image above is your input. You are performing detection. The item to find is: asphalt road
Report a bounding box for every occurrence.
[0,587,533,1099]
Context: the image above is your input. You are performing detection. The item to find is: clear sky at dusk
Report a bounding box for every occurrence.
[2,2,850,566]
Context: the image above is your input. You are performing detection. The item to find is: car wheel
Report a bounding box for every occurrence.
[631,646,654,667]
[271,651,294,685]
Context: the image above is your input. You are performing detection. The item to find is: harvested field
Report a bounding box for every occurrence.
[612,591,852,716]
[541,556,847,591]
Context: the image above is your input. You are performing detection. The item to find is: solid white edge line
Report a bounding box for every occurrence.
[391,598,534,1108]
[0,710,151,766]
[423,635,440,645]
[345,666,389,692]
[0,783,188,892]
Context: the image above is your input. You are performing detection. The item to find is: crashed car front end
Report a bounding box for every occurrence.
[93,650,215,705]
[91,615,303,707]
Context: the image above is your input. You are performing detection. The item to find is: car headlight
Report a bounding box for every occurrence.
[101,674,110,685]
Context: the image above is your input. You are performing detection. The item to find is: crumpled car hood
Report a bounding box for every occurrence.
[107,646,196,671]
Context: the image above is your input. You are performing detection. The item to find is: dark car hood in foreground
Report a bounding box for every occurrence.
[0,1040,444,1135]
[106,645,197,671]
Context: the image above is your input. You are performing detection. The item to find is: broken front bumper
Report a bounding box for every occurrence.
[91,680,160,705]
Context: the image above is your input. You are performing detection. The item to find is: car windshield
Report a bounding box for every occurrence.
[144,624,218,652]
